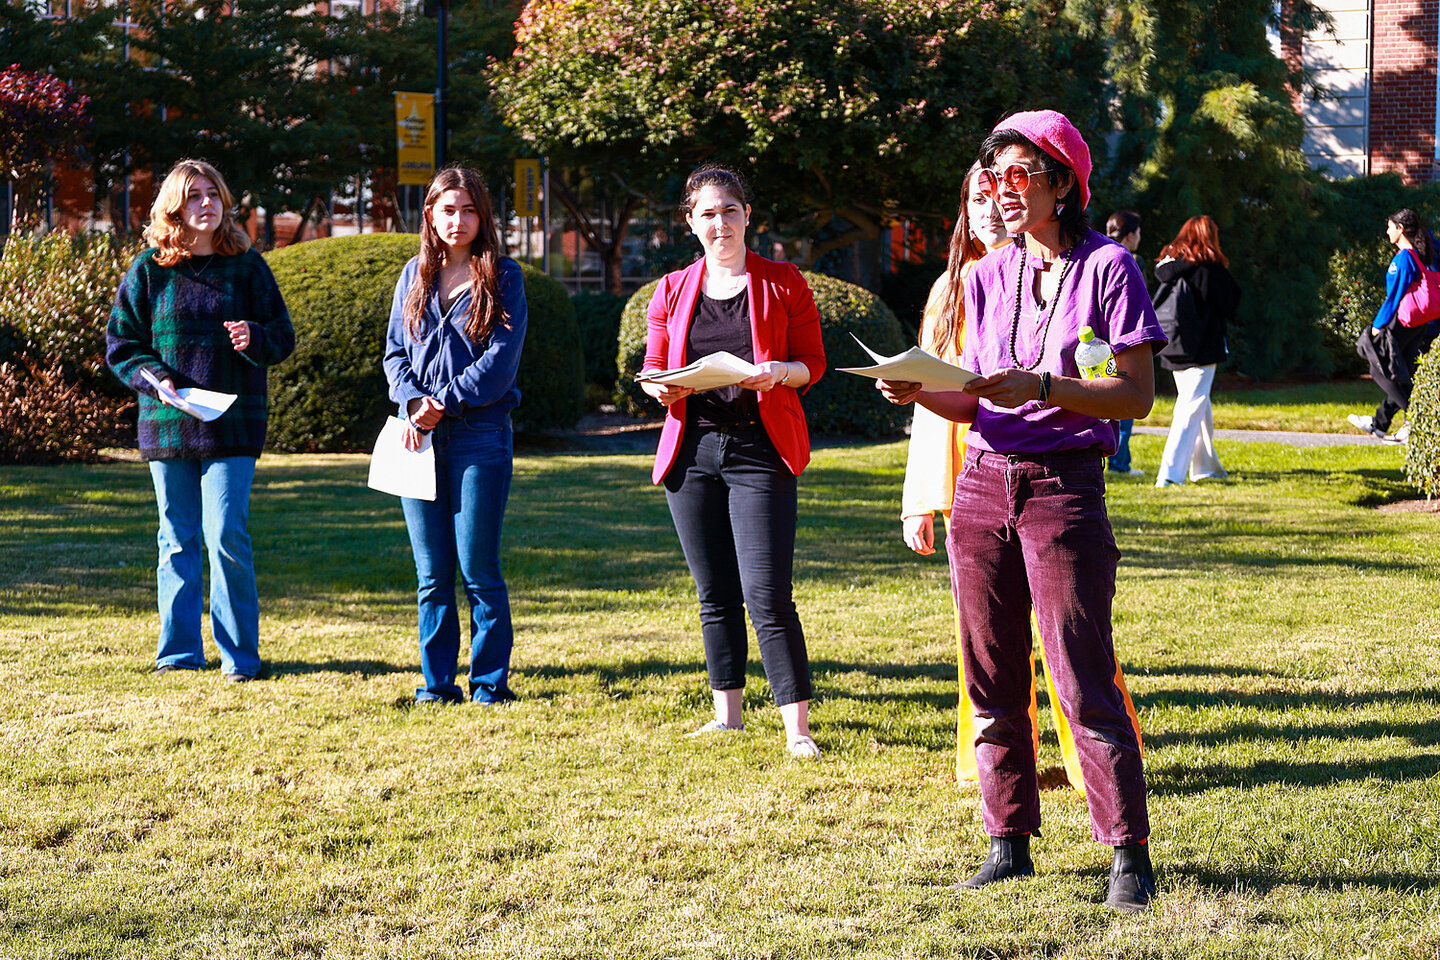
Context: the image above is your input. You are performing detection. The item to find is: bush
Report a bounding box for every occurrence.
[614,269,910,437]
[1318,241,1389,377]
[0,232,139,393]
[0,233,136,462]
[1405,351,1440,498]
[0,359,130,464]
[265,235,585,452]
[572,291,626,391]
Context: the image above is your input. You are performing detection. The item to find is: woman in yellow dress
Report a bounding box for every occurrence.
[899,161,1141,793]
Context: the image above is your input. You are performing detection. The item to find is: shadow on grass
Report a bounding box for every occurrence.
[1148,753,1440,795]
[268,658,412,678]
[1169,865,1440,895]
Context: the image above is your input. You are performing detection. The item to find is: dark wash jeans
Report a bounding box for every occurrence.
[663,424,812,706]
[948,448,1150,845]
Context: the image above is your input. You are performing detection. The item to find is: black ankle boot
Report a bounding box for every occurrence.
[1104,843,1156,912]
[957,834,1035,889]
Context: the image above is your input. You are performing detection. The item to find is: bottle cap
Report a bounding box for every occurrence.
[1078,326,1095,342]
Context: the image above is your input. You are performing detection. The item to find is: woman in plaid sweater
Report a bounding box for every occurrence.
[107,159,294,681]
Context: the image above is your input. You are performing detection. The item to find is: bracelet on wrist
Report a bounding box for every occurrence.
[1037,371,1051,405]
[780,363,791,385]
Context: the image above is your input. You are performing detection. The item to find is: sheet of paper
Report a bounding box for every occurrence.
[367,417,436,501]
[141,368,237,422]
[835,334,980,392]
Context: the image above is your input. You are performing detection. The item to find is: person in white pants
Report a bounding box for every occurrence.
[1150,216,1241,487]
[1157,365,1224,484]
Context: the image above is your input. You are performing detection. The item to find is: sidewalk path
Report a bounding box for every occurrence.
[1131,425,1393,448]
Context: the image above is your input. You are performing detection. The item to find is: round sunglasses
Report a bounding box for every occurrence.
[976,162,1047,200]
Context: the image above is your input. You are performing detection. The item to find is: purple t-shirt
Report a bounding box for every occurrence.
[961,230,1166,455]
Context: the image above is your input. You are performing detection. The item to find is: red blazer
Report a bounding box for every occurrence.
[644,253,826,484]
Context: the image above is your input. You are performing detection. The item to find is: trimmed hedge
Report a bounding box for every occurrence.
[615,269,910,437]
[572,291,626,390]
[265,234,584,452]
[1405,351,1440,498]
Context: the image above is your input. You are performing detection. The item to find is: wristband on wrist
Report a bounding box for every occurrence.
[1037,371,1051,405]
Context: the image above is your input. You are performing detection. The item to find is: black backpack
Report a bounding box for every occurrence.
[1153,273,1205,366]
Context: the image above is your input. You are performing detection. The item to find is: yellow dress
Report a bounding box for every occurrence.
[900,272,1142,792]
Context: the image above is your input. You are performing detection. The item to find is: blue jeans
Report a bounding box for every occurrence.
[401,416,516,703]
[149,456,261,676]
[1108,419,1135,472]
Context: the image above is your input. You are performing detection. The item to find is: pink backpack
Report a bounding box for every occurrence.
[1398,248,1440,327]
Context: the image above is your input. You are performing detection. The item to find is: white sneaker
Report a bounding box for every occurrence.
[786,735,821,760]
[1385,424,1411,444]
[685,719,742,738]
[1348,413,1386,439]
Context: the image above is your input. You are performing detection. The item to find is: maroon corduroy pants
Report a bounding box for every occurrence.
[948,448,1150,846]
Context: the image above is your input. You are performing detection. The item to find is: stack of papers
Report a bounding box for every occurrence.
[635,351,761,391]
[141,369,237,422]
[836,335,979,392]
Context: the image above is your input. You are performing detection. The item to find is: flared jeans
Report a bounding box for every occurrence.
[402,416,515,704]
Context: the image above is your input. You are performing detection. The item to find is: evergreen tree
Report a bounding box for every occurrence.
[1068,0,1336,376]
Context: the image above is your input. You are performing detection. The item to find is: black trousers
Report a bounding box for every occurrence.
[663,424,812,706]
[1357,321,1438,431]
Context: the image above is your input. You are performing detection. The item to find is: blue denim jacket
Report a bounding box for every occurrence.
[383,256,528,423]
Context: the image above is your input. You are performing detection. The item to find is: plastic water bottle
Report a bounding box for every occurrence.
[1075,326,1116,379]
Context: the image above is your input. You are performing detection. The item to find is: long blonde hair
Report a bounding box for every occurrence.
[403,167,508,346]
[925,161,997,357]
[145,159,251,267]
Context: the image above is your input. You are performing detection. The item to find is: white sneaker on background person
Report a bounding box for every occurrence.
[1385,423,1411,444]
[1347,413,1387,439]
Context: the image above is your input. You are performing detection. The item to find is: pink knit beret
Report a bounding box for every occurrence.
[992,109,1092,211]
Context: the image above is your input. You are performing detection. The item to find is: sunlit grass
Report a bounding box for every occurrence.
[1142,378,1386,433]
[0,429,1437,958]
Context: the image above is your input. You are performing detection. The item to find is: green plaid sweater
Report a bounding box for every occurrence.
[106,248,295,460]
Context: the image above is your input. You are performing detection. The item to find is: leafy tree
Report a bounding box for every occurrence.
[0,64,90,229]
[1066,0,1337,377]
[491,0,1108,291]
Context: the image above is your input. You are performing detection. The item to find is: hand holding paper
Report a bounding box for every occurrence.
[140,368,237,422]
[636,351,761,392]
[368,416,437,500]
[836,335,979,393]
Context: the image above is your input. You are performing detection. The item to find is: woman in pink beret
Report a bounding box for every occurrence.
[880,110,1164,911]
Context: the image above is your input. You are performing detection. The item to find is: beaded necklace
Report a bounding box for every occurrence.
[1007,243,1077,371]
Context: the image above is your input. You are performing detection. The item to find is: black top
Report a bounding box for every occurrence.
[686,288,759,426]
[1153,258,1242,370]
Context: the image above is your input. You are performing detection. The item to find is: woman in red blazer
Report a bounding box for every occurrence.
[639,165,827,759]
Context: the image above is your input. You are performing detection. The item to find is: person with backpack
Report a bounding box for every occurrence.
[1347,208,1440,443]
[1152,216,1241,487]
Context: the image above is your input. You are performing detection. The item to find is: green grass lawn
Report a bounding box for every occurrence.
[2,426,1438,958]
[1143,379,1388,433]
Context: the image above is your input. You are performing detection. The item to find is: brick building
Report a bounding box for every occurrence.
[1290,0,1440,182]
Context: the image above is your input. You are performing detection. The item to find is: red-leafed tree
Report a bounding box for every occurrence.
[0,64,91,231]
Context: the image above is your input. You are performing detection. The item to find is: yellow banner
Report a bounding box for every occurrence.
[394,92,434,186]
[514,159,541,217]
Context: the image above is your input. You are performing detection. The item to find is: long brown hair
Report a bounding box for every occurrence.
[1159,215,1229,268]
[927,161,998,357]
[145,159,251,267]
[403,167,508,345]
